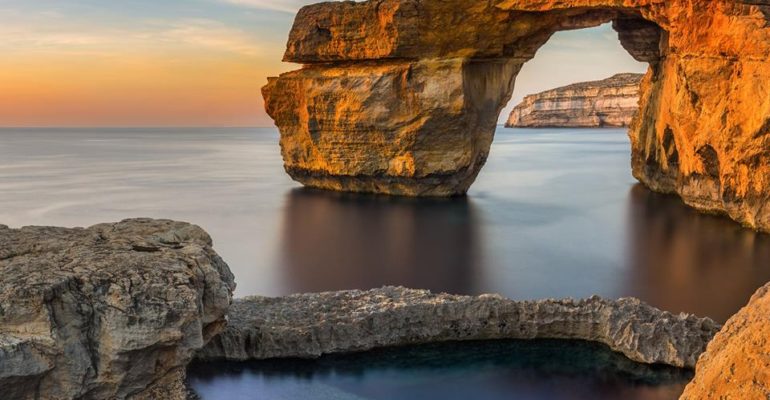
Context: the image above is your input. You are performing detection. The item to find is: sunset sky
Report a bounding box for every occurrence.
[0,0,646,127]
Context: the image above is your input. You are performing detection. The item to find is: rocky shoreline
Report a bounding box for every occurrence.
[0,219,766,399]
[0,219,235,400]
[197,287,719,369]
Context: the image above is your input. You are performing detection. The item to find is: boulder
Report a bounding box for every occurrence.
[0,219,235,400]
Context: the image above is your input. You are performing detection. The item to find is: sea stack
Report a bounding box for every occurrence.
[505,73,644,128]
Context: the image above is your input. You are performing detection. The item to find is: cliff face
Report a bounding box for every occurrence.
[506,73,643,128]
[263,0,770,232]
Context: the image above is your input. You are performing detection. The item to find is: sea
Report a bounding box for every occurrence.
[2,127,768,400]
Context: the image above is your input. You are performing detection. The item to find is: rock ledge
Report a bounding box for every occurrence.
[198,287,719,369]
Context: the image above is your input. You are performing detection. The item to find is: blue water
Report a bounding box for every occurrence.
[1,126,768,399]
[188,340,692,400]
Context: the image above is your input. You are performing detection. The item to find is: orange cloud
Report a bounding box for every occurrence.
[0,14,296,127]
[0,53,288,127]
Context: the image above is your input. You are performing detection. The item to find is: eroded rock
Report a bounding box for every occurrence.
[506,73,643,128]
[264,59,520,196]
[0,219,235,400]
[680,282,770,399]
[264,0,770,231]
[197,287,719,369]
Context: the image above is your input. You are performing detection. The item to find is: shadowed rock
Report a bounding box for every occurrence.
[0,219,235,400]
[197,287,719,369]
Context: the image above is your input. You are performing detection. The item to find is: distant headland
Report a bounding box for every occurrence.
[505,73,644,128]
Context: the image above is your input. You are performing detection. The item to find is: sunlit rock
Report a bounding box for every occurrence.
[263,0,770,231]
[680,282,770,399]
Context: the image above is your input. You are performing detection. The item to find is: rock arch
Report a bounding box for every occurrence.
[263,0,770,232]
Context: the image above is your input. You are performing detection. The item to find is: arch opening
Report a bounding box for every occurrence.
[486,10,668,129]
[461,10,668,198]
[500,23,649,128]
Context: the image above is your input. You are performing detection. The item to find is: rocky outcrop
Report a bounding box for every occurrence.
[197,287,719,369]
[0,219,235,400]
[505,73,643,128]
[263,0,770,232]
[680,282,770,399]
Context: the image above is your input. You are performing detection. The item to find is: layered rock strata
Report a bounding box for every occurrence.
[680,282,770,399]
[505,73,643,128]
[197,287,719,369]
[264,0,770,231]
[0,219,235,400]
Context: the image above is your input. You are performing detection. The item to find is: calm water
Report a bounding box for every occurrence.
[188,340,693,400]
[2,127,769,399]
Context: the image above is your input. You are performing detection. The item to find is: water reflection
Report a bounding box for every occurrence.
[276,179,770,323]
[279,188,482,295]
[625,184,770,322]
[188,340,692,400]
[4,127,768,398]
[1,128,767,323]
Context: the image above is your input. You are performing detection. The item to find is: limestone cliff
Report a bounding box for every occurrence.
[505,73,643,128]
[0,219,235,400]
[197,287,719,369]
[263,0,770,232]
[680,282,770,399]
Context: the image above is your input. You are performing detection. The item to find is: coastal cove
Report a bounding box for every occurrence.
[3,0,770,398]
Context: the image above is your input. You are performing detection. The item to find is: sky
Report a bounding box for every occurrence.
[0,0,647,127]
